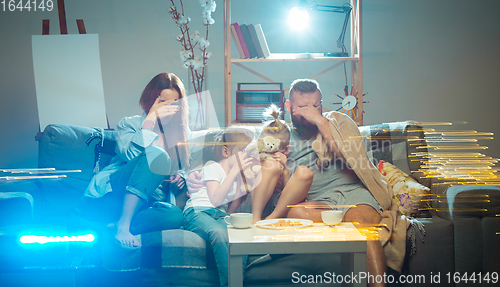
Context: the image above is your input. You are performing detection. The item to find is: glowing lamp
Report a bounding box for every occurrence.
[20,234,95,244]
[288,6,310,30]
[289,1,352,55]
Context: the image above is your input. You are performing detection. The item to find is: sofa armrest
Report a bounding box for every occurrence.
[435,185,500,282]
[435,185,500,220]
[37,124,116,220]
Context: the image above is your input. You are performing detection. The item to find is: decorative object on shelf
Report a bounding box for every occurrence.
[235,83,284,123]
[253,24,270,58]
[168,0,216,130]
[230,22,270,59]
[332,85,368,119]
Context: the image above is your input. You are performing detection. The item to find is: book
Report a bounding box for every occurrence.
[254,24,270,58]
[239,24,258,58]
[230,24,244,58]
[247,24,264,58]
[231,22,250,59]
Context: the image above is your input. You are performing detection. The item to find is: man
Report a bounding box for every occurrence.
[284,79,390,287]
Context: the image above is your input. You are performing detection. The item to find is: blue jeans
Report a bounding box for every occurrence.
[183,207,248,287]
[110,150,170,203]
[79,151,177,226]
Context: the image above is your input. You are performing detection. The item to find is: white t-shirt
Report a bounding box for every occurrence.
[185,161,237,212]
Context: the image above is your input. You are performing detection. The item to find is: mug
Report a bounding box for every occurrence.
[224,213,253,229]
[321,210,343,225]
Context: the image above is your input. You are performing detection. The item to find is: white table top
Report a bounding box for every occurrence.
[228,222,366,244]
[228,222,368,256]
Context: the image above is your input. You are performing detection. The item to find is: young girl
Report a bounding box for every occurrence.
[183,127,255,287]
[243,105,313,223]
[80,72,190,248]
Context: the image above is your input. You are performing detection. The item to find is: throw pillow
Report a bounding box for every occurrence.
[377,160,430,216]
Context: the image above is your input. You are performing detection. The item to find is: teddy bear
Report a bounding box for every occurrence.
[311,133,335,167]
[256,136,281,161]
[240,136,281,192]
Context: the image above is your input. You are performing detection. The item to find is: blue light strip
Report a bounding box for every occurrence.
[20,234,95,244]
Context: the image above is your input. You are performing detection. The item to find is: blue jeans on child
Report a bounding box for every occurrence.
[183,207,247,287]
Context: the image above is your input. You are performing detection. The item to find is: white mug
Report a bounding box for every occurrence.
[224,213,253,229]
[321,210,343,225]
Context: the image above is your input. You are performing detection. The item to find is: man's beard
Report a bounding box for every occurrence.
[290,110,318,137]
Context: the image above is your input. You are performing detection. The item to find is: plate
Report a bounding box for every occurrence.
[255,218,313,229]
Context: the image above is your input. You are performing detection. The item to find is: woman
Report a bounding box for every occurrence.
[80,72,190,248]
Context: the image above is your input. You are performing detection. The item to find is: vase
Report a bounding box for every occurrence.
[187,67,209,130]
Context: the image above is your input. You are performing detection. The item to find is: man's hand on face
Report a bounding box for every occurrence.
[292,105,326,127]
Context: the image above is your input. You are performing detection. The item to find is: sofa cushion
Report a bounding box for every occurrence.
[377,160,430,217]
[359,121,430,188]
[401,216,454,285]
[37,124,116,219]
[438,185,500,282]
[101,229,210,271]
[0,192,34,226]
[38,124,116,181]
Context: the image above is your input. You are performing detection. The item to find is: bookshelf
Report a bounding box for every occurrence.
[223,0,363,126]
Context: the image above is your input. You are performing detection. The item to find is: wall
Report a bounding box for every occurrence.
[0,0,499,169]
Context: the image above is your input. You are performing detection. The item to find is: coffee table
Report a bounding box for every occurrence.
[228,222,367,287]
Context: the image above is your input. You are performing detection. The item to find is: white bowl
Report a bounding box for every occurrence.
[321,210,343,225]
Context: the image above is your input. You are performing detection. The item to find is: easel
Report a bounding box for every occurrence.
[42,0,86,35]
[36,0,111,140]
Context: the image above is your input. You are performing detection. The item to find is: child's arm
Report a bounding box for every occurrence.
[206,153,254,207]
[205,171,238,207]
[227,196,243,213]
[227,178,249,213]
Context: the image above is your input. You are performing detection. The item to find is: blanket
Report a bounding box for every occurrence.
[323,111,409,273]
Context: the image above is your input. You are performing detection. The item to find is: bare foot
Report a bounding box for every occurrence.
[114,226,141,248]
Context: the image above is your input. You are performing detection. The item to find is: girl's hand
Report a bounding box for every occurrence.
[272,152,287,169]
[170,174,185,189]
[232,152,256,174]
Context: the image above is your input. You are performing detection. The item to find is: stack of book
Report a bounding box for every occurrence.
[231,22,270,59]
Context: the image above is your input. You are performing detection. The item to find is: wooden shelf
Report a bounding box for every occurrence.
[224,0,363,126]
[231,53,360,63]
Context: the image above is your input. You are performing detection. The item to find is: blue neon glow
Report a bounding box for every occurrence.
[20,234,95,244]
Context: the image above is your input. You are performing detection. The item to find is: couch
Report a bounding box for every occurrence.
[2,121,499,286]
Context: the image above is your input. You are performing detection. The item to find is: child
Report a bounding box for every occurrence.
[245,105,313,223]
[183,127,255,287]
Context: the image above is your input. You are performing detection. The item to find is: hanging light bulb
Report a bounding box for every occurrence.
[288,6,310,31]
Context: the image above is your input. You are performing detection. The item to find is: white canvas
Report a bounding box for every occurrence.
[32,34,107,130]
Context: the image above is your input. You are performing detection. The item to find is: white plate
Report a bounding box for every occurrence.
[255,218,313,229]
